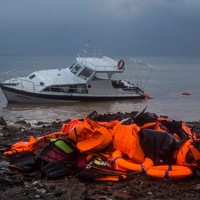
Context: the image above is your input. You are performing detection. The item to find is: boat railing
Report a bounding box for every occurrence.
[125,58,154,70]
[1,76,42,93]
[79,57,154,73]
[0,68,37,80]
[111,59,153,91]
[19,79,38,92]
[81,61,119,72]
[82,59,153,90]
[0,69,17,83]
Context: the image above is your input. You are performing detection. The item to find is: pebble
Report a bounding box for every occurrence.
[107,181,113,186]
[147,191,153,196]
[37,188,47,194]
[194,184,200,190]
[0,161,9,168]
[34,194,41,198]
[0,116,7,125]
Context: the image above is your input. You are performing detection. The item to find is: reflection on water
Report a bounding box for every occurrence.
[1,90,200,124]
[1,99,147,124]
[2,95,199,124]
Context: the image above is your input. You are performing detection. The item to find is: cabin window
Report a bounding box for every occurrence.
[78,67,93,80]
[42,86,63,92]
[29,74,36,79]
[42,84,88,94]
[70,63,82,74]
[40,82,44,86]
[69,62,76,70]
[69,84,88,94]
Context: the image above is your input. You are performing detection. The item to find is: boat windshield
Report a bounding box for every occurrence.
[70,63,82,74]
[78,67,94,80]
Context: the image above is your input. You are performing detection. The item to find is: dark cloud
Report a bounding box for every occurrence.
[0,0,200,56]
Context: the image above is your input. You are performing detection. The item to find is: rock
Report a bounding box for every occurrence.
[107,181,113,186]
[0,161,9,168]
[2,125,19,132]
[37,121,48,126]
[39,188,47,194]
[15,120,28,125]
[147,191,153,196]
[194,184,200,190]
[0,116,7,126]
[112,190,131,199]
[14,120,31,128]
[34,194,41,198]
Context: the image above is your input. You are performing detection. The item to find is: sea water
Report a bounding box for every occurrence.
[0,55,200,124]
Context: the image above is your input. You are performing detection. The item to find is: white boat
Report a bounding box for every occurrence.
[0,55,153,104]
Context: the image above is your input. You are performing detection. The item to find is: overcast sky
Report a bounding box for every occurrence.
[0,0,200,56]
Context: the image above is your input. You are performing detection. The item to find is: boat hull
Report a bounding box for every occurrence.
[0,85,144,104]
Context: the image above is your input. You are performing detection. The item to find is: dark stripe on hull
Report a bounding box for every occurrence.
[0,85,144,103]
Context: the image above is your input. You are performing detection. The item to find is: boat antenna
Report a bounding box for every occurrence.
[82,40,91,58]
[97,46,101,58]
[77,40,91,62]
[93,45,101,58]
[84,40,91,48]
[93,45,97,58]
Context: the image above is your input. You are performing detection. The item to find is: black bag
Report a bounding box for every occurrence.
[41,162,75,179]
[36,143,76,163]
[139,129,177,165]
[8,152,38,172]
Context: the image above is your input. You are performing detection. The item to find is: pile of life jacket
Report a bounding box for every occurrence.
[4,111,200,181]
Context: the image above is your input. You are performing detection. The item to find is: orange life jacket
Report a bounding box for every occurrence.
[112,122,144,163]
[174,139,200,168]
[4,136,36,155]
[67,117,113,152]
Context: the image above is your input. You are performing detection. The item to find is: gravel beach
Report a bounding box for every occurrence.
[0,113,200,200]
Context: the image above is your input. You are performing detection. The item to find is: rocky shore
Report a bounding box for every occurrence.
[0,114,200,200]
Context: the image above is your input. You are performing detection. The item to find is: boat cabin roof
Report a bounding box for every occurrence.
[76,56,123,72]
